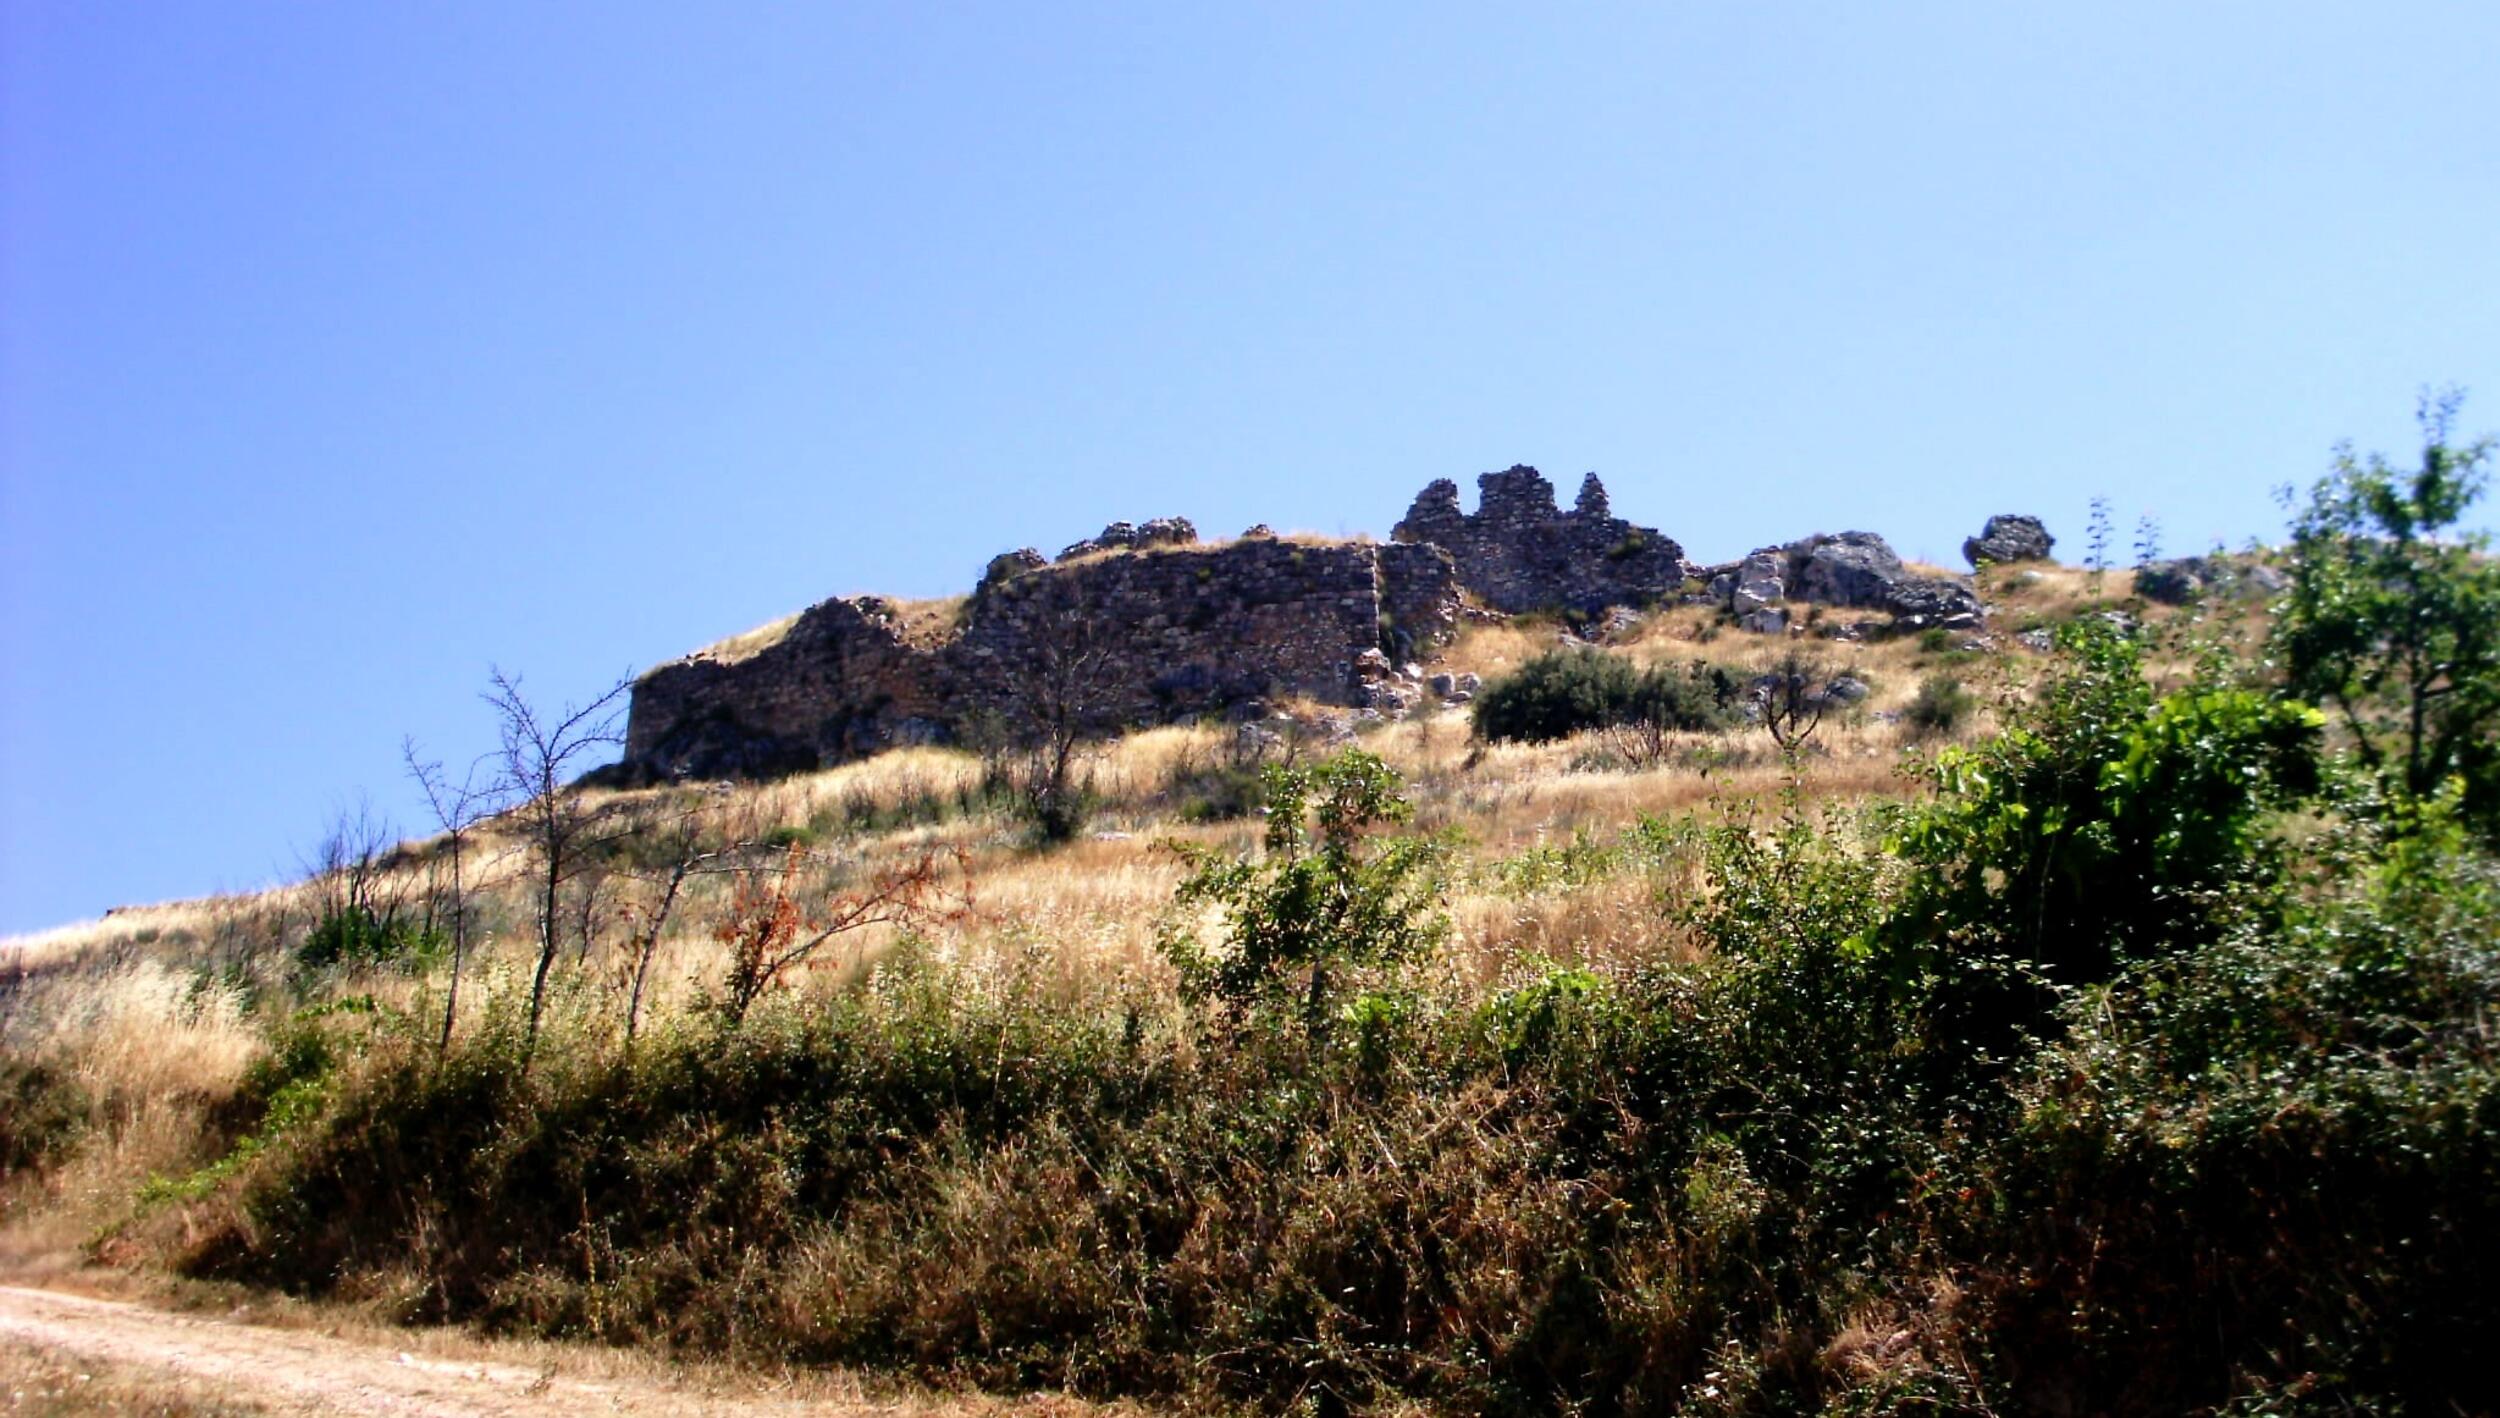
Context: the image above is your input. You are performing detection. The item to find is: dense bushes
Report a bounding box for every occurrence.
[1471,646,1740,745]
[34,454,2500,1418]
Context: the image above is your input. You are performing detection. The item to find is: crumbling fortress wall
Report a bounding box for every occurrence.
[1392,466,1693,613]
[621,464,2016,783]
[624,529,1463,782]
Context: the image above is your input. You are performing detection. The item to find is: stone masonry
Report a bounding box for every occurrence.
[1391,467,1694,614]
[624,535,1462,782]
[621,470,2012,782]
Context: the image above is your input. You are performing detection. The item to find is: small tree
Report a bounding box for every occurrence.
[1001,570,1121,841]
[1604,659,1743,767]
[295,798,421,970]
[484,668,632,1051]
[2274,390,2500,830]
[709,841,972,1025]
[613,798,722,1047]
[1758,649,1830,755]
[403,740,497,1058]
[1157,749,1451,1034]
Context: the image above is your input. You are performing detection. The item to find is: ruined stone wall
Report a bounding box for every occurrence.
[622,536,1463,782]
[623,596,949,781]
[952,538,1451,728]
[1391,466,1692,614]
[1376,541,1465,662]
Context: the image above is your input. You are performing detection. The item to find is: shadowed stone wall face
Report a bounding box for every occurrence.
[1390,466,1692,614]
[622,538,1463,781]
[623,596,946,781]
[951,538,1455,728]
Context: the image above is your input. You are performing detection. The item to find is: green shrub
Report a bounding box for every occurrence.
[1904,672,1976,737]
[294,905,439,972]
[1156,750,1450,1032]
[1473,647,1739,745]
[0,1059,89,1184]
[142,609,2500,1416]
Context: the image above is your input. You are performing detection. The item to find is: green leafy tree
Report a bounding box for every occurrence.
[1156,749,1450,1032]
[2274,390,2500,830]
[1886,622,2321,1000]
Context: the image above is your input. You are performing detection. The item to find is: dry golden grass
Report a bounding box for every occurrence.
[886,594,969,648]
[680,610,804,668]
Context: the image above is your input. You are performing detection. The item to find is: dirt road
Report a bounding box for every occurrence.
[0,1283,1117,1416]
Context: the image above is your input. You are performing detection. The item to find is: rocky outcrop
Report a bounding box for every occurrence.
[625,596,949,781]
[625,465,2020,783]
[1392,467,1692,614]
[623,535,1462,782]
[1963,515,2055,568]
[1705,531,1984,634]
[1058,517,1199,562]
[2134,555,2289,606]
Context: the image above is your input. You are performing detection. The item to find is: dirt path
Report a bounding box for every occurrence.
[0,1283,1115,1417]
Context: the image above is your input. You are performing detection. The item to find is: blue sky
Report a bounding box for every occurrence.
[5,2,2497,933]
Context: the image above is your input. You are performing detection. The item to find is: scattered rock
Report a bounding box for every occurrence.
[1429,672,1457,697]
[1963,514,2055,568]
[1730,550,1787,616]
[1825,676,1872,704]
[1240,523,1276,540]
[1788,532,1906,608]
[1058,516,1200,561]
[979,547,1048,592]
[1739,606,1790,635]
[2018,628,2055,652]
[1884,577,1985,624]
[2135,555,2288,605]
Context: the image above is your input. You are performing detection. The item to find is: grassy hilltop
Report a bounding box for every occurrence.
[6,418,2500,1415]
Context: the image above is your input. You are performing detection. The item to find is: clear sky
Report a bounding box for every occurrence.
[5,2,2497,933]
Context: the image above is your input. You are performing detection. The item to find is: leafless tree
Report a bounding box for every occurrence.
[484,667,632,1051]
[1758,648,1830,756]
[297,796,412,967]
[403,740,498,1058]
[613,796,727,1046]
[1002,571,1124,840]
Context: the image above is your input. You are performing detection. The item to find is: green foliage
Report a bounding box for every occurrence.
[1157,750,1451,1030]
[1959,824,2500,1412]
[1170,760,1266,824]
[1472,646,1739,744]
[294,905,440,972]
[100,544,2500,1415]
[0,1059,89,1183]
[1905,671,1976,737]
[1886,621,2321,999]
[2273,390,2500,833]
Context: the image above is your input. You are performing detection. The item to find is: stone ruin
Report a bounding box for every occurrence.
[1700,531,1986,638]
[1392,466,1693,614]
[616,469,2027,782]
[625,526,1466,782]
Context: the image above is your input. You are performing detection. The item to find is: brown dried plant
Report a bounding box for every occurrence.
[711,842,974,1024]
